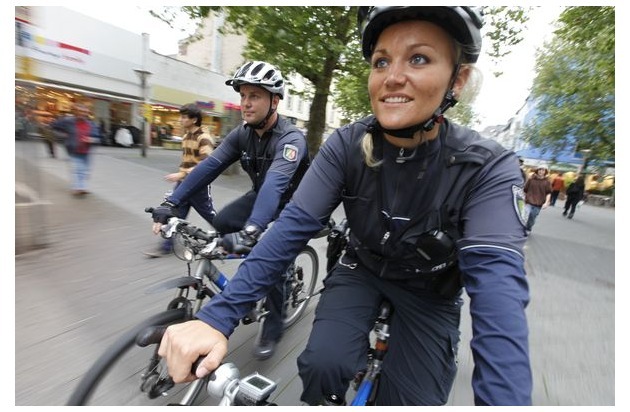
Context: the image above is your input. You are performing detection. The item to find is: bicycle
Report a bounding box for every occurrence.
[185,299,392,406]
[67,211,326,405]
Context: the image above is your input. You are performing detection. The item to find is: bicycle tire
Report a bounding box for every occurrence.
[67,308,207,406]
[283,245,319,329]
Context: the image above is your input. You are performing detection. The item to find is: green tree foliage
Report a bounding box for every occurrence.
[523,6,614,163]
[152,6,528,152]
[483,6,531,77]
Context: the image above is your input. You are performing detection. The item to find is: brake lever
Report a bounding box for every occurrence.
[162,217,182,238]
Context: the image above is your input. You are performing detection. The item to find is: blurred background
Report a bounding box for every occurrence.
[12,5,618,407]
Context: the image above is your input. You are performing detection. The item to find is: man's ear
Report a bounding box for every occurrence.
[272,94,281,110]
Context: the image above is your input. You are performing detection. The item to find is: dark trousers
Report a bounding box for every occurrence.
[212,190,258,234]
[175,181,216,224]
[550,190,560,206]
[563,196,580,216]
[213,190,286,342]
[297,261,462,405]
[44,138,56,158]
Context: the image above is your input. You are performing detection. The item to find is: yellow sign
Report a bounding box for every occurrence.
[17,56,37,81]
[142,103,153,122]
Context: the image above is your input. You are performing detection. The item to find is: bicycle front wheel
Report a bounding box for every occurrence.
[67,309,207,406]
[283,245,319,329]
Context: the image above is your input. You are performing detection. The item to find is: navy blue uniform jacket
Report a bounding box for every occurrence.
[195,118,532,405]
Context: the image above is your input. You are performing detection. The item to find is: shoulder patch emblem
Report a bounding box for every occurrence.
[512,185,529,227]
[283,144,298,162]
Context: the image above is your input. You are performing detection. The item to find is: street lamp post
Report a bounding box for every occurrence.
[134,33,152,158]
[133,68,152,158]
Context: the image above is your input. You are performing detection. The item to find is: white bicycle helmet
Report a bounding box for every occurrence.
[226,61,285,99]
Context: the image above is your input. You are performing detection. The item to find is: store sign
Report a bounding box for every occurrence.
[196,101,215,111]
[224,102,241,110]
[16,19,92,69]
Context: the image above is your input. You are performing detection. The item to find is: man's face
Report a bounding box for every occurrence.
[239,85,274,125]
[179,114,196,130]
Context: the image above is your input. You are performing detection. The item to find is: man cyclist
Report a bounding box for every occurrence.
[150,61,309,359]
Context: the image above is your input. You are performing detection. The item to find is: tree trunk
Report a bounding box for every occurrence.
[305,57,337,159]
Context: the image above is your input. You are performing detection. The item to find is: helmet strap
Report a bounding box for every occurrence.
[376,63,462,139]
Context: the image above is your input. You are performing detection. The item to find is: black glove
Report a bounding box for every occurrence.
[221,225,261,254]
[151,201,179,224]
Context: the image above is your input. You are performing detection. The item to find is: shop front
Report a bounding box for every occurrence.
[149,85,241,147]
[15,6,242,149]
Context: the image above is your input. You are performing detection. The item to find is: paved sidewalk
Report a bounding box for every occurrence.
[14,139,615,406]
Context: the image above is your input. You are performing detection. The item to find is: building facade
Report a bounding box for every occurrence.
[15,6,243,147]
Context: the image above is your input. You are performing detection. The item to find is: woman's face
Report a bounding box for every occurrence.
[368,20,467,132]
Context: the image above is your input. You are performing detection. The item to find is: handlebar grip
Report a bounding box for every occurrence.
[192,228,214,242]
[191,356,206,374]
[179,224,214,242]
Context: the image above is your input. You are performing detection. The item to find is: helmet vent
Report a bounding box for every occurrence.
[262,70,276,81]
[237,61,253,77]
[251,62,264,76]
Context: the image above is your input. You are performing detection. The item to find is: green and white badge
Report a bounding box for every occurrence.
[283,144,298,162]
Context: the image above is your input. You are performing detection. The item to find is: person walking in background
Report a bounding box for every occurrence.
[37,114,57,158]
[523,166,552,234]
[50,103,100,196]
[550,172,565,206]
[563,175,586,219]
[144,103,218,258]
[15,106,31,140]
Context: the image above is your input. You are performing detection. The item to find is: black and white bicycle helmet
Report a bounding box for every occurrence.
[226,61,285,99]
[357,6,484,64]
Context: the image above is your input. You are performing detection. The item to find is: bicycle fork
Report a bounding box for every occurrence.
[351,301,392,406]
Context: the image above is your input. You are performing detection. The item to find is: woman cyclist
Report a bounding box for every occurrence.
[155,6,532,405]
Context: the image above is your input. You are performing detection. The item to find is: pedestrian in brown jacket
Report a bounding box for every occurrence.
[523,166,552,233]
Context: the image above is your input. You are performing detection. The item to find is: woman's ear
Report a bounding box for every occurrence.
[452,65,472,99]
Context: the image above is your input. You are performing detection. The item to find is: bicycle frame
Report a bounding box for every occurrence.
[145,219,269,322]
[350,300,392,405]
[67,213,321,406]
[131,221,308,404]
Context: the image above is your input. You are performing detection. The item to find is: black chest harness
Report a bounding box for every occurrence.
[236,118,310,207]
[341,117,505,290]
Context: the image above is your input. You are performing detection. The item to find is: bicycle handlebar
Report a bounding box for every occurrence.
[145,207,219,243]
[137,325,276,406]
